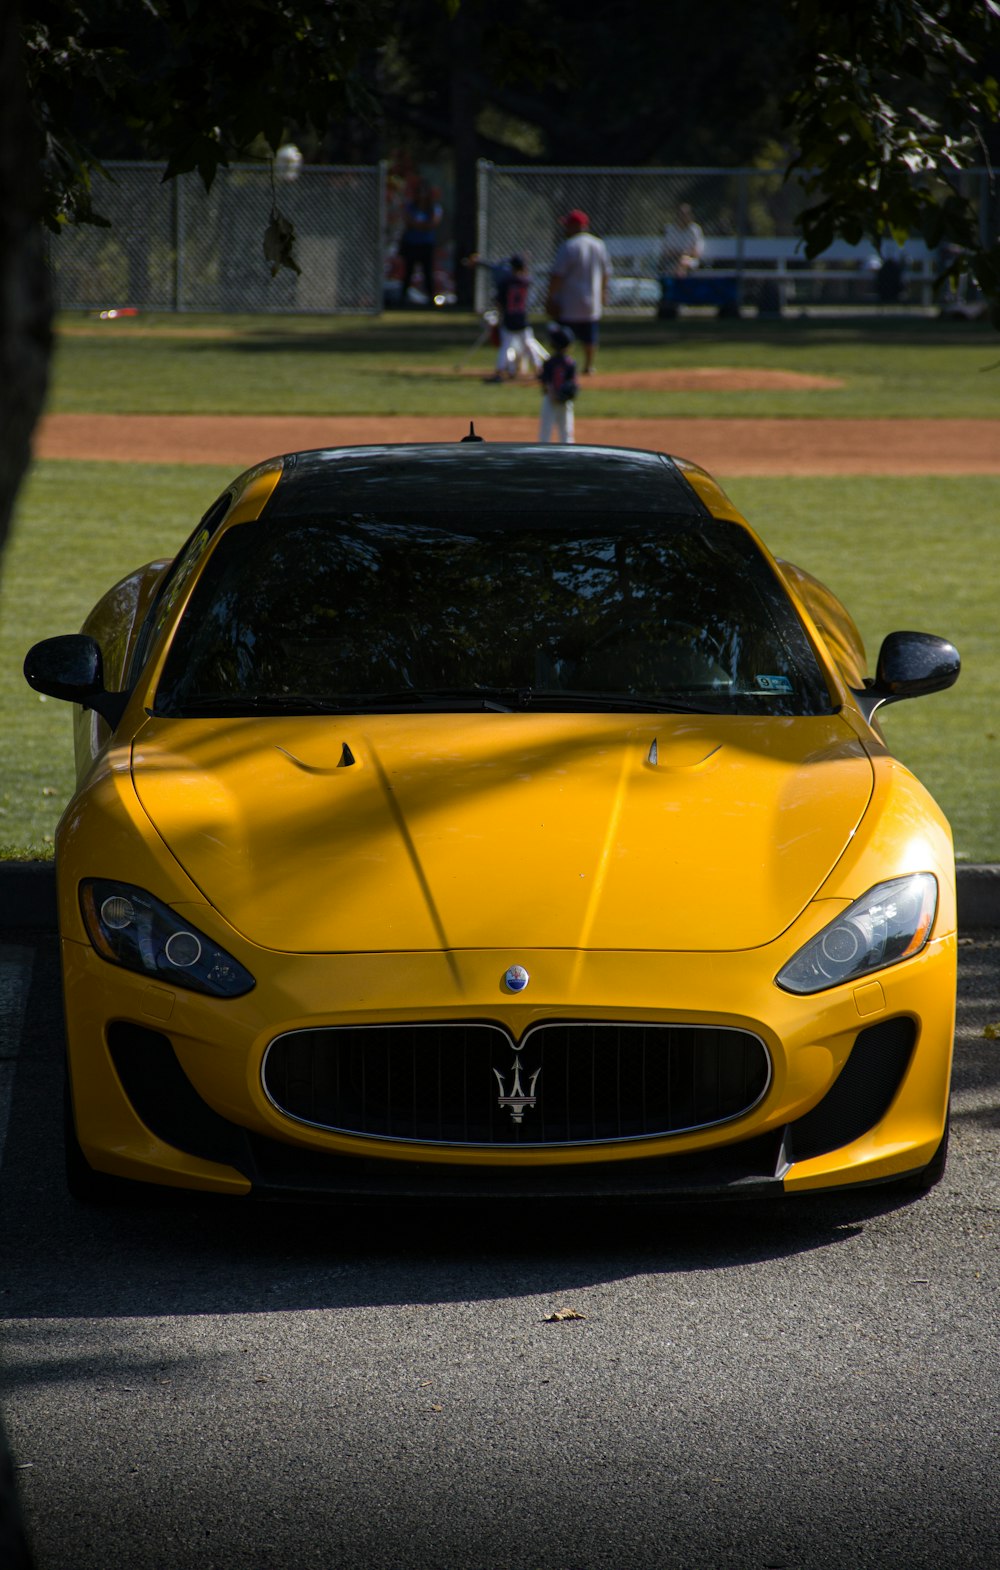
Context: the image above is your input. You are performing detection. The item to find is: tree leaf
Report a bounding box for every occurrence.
[263,209,301,278]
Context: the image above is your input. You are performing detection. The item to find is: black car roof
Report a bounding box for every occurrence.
[260,443,710,520]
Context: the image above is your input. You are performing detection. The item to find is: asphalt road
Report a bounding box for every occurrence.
[1,931,998,1570]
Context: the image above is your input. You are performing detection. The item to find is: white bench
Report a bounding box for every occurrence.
[604,235,936,313]
[701,236,934,308]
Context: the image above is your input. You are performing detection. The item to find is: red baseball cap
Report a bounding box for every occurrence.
[560,209,589,228]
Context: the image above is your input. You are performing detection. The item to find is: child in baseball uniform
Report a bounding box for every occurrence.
[465,253,548,380]
[538,324,578,444]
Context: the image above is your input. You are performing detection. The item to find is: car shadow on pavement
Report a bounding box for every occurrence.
[1,930,993,1333]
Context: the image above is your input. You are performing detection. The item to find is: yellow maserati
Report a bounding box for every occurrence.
[24,440,960,1203]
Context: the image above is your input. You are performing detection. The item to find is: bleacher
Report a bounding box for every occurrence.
[604,234,936,316]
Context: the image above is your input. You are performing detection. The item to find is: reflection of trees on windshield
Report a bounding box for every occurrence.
[154,512,831,717]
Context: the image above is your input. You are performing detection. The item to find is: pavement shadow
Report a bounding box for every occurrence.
[0,929,985,1329]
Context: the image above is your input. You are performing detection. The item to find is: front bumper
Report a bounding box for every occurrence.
[62,932,956,1199]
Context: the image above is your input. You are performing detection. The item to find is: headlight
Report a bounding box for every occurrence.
[775,873,937,995]
[80,879,255,997]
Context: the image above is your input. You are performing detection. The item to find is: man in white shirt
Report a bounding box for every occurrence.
[546,209,611,375]
[662,203,705,276]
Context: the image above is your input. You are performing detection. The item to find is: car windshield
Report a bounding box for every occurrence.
[152,511,833,717]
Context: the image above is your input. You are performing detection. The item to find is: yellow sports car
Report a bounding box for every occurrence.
[25,440,960,1202]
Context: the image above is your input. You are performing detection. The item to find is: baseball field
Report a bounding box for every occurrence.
[3,309,999,859]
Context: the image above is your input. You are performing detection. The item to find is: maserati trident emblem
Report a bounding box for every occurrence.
[503,964,530,993]
[494,1055,542,1124]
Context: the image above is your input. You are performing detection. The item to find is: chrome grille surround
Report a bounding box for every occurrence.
[261,1020,772,1149]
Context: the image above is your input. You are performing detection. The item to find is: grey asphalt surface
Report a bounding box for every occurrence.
[0,927,998,1570]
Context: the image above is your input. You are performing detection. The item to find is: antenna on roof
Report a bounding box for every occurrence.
[460,421,484,442]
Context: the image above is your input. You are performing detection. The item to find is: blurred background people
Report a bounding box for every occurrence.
[662,202,705,276]
[546,209,610,375]
[399,177,443,304]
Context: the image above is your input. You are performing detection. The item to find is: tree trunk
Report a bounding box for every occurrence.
[0,1,52,563]
[449,7,483,310]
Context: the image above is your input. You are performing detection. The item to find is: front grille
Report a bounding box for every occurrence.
[262,1021,770,1147]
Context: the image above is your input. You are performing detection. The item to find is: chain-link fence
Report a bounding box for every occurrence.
[46,159,995,316]
[47,162,385,314]
[476,161,997,314]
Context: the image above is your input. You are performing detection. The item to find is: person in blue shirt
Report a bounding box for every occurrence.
[399,179,443,305]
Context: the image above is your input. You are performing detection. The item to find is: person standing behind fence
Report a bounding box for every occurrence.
[399,178,443,305]
[662,202,705,276]
[463,252,548,380]
[546,210,610,375]
[538,324,578,444]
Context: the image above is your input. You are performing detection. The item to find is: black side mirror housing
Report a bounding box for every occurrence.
[23,634,129,729]
[853,630,960,719]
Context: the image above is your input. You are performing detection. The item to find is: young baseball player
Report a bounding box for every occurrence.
[538,324,578,443]
[464,253,548,380]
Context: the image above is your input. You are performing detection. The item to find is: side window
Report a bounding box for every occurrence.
[126,493,232,684]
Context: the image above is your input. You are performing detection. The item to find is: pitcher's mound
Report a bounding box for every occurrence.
[591,367,843,391]
[437,366,843,391]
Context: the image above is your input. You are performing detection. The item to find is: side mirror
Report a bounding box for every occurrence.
[853,630,960,719]
[23,634,129,728]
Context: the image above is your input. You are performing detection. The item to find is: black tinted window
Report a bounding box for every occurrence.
[127,491,232,683]
[153,512,832,717]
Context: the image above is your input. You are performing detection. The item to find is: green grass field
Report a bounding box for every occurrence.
[51,310,1000,419]
[3,311,998,860]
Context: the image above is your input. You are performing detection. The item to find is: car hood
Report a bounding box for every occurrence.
[131,712,872,953]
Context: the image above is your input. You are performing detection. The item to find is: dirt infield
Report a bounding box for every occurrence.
[33,412,1000,474]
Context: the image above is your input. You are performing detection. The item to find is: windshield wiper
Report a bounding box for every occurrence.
[346,687,721,714]
[162,688,517,717]
[160,693,352,717]
[342,687,515,712]
[505,688,723,714]
[161,686,724,719]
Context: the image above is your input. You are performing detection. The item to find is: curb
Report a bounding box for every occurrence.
[2,860,999,933]
[955,864,1000,931]
[1,861,58,931]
